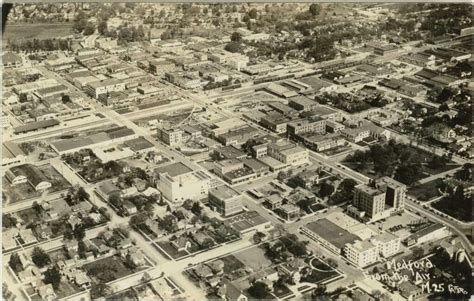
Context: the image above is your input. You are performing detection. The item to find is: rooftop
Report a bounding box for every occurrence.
[210,184,240,200]
[305,218,360,250]
[155,162,192,177]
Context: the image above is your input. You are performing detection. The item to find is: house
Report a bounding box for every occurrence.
[171,236,191,252]
[74,272,92,289]
[97,180,121,198]
[225,281,249,301]
[37,284,57,301]
[399,281,424,300]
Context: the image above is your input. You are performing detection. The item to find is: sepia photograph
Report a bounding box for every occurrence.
[1,2,473,300]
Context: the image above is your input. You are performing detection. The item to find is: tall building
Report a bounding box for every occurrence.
[377,176,406,213]
[155,163,211,204]
[352,184,386,221]
[158,127,184,146]
[208,185,243,217]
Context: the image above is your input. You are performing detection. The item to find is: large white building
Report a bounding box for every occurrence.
[344,240,379,268]
[267,140,309,167]
[157,168,212,204]
[371,232,401,258]
[85,78,126,99]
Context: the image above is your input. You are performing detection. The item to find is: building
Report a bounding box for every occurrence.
[5,164,52,191]
[377,177,406,213]
[2,141,26,167]
[287,117,326,138]
[302,134,345,152]
[371,232,401,258]
[156,164,211,204]
[148,59,176,76]
[351,183,388,222]
[267,140,309,167]
[373,44,399,56]
[278,204,300,221]
[208,185,243,216]
[85,78,126,99]
[288,96,319,111]
[344,240,378,268]
[405,223,450,246]
[260,113,291,134]
[225,211,272,235]
[302,218,360,254]
[158,127,184,146]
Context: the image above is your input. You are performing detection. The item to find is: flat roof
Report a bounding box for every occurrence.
[155,162,192,177]
[226,211,269,232]
[210,184,240,200]
[305,218,360,250]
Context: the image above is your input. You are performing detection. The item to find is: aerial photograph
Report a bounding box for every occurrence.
[1,2,472,301]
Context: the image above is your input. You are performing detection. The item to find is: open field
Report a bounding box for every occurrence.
[4,23,74,40]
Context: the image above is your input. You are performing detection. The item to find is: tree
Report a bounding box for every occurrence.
[309,4,321,16]
[32,247,51,268]
[191,202,202,216]
[339,179,357,195]
[231,32,242,42]
[83,22,95,35]
[61,95,71,104]
[44,266,61,289]
[9,253,22,272]
[312,284,327,298]
[224,41,242,53]
[76,186,90,202]
[98,21,108,35]
[438,102,449,112]
[3,214,17,228]
[412,246,424,259]
[73,225,86,241]
[319,182,335,198]
[248,8,258,19]
[183,199,194,210]
[248,281,270,299]
[90,282,112,299]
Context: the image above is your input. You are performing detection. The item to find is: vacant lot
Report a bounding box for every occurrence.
[233,246,272,271]
[4,23,74,41]
[84,255,136,283]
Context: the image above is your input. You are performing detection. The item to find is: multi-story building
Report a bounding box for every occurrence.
[371,232,401,258]
[267,140,309,167]
[208,185,243,217]
[158,127,184,146]
[352,183,387,222]
[377,177,406,213]
[344,240,379,268]
[157,169,211,204]
[251,144,268,159]
[148,59,176,76]
[287,117,326,138]
[85,79,126,99]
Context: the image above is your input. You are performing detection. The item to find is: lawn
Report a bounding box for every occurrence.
[156,241,189,260]
[219,255,245,274]
[408,179,443,201]
[301,268,339,284]
[4,23,74,41]
[233,246,273,271]
[55,280,82,299]
[83,255,136,283]
[3,180,41,203]
[310,258,334,272]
